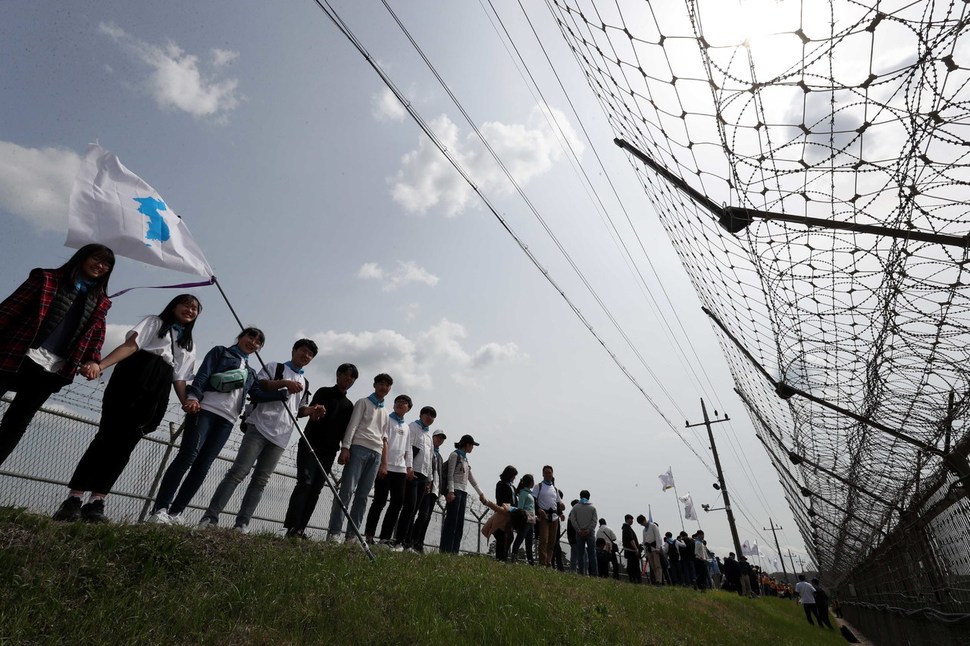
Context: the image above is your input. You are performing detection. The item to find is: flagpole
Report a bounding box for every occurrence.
[672,483,685,531]
[211,276,376,561]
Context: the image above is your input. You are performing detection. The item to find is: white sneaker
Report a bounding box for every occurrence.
[197,517,217,529]
[148,509,172,525]
[233,525,250,534]
[169,512,191,527]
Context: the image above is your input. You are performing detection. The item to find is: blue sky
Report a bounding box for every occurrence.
[1,1,806,564]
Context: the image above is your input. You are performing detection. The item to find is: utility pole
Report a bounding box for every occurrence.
[764,518,790,584]
[797,555,806,573]
[686,399,743,560]
[787,549,799,577]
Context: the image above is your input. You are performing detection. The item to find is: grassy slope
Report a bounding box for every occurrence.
[0,507,845,645]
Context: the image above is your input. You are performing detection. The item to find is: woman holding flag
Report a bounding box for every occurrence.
[0,244,115,466]
[52,294,203,523]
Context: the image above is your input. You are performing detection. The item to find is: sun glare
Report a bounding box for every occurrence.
[698,0,796,48]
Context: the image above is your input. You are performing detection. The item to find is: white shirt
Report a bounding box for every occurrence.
[409,420,433,477]
[247,361,309,448]
[127,315,196,381]
[532,481,563,522]
[341,396,390,453]
[596,525,617,551]
[385,415,414,473]
[642,521,663,551]
[795,581,816,604]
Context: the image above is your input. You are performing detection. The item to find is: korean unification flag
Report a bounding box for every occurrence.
[66,144,213,277]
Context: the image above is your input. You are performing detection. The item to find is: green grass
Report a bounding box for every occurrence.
[0,507,845,645]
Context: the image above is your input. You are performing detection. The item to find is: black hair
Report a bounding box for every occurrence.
[336,363,359,378]
[59,244,115,295]
[636,514,646,523]
[420,405,437,418]
[499,465,518,483]
[599,518,607,525]
[237,326,265,345]
[293,338,318,356]
[157,294,202,350]
[516,473,535,492]
[374,373,393,386]
[394,394,413,408]
[580,489,590,499]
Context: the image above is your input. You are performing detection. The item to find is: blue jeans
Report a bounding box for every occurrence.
[511,523,535,564]
[439,490,467,553]
[154,410,234,515]
[327,445,380,539]
[201,427,284,528]
[570,541,581,573]
[575,534,597,576]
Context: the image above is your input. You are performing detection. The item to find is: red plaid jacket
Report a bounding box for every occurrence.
[0,268,111,378]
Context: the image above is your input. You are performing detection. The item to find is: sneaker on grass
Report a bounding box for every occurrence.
[52,496,83,522]
[148,509,173,525]
[197,517,217,529]
[80,499,108,523]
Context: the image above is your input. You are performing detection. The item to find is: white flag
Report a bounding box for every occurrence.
[67,144,213,277]
[659,467,675,492]
[752,542,762,556]
[678,493,697,521]
[742,540,751,556]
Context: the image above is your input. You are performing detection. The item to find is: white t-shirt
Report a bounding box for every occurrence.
[247,361,309,448]
[795,581,816,604]
[127,315,196,381]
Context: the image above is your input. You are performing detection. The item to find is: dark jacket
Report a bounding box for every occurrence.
[621,522,640,558]
[187,345,284,406]
[302,385,354,451]
[0,268,110,378]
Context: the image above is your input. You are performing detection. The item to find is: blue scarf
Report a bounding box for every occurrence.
[580,497,590,505]
[367,393,384,408]
[284,360,304,375]
[542,479,553,486]
[74,278,95,294]
[170,323,185,341]
[229,344,250,360]
[389,412,404,423]
[455,448,467,459]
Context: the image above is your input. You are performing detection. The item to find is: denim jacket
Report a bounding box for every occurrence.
[187,344,285,405]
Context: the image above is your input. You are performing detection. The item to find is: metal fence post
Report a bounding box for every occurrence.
[138,421,184,522]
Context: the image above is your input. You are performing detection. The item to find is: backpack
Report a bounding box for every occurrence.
[239,363,309,432]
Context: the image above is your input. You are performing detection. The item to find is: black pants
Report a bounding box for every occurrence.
[494,528,513,561]
[802,603,816,624]
[68,351,173,494]
[625,552,642,583]
[408,490,436,550]
[283,438,337,531]
[813,604,832,628]
[397,474,424,544]
[0,360,69,466]
[365,470,407,540]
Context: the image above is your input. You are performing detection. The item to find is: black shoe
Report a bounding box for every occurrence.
[80,499,108,523]
[52,496,83,522]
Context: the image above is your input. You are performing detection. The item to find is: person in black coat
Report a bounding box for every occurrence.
[493,465,518,561]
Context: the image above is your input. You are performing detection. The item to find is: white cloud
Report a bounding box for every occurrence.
[372,87,407,122]
[301,318,522,393]
[356,260,439,291]
[0,141,81,231]
[99,22,240,120]
[211,48,239,67]
[389,104,584,216]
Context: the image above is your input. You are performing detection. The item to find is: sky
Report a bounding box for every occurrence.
[0,1,807,567]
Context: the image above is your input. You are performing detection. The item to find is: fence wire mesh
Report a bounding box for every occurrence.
[547,0,970,640]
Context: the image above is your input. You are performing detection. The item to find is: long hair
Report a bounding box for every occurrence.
[516,473,535,493]
[157,294,202,350]
[499,465,518,483]
[57,244,115,295]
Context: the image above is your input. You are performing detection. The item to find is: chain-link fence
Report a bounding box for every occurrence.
[836,453,970,645]
[0,380,504,556]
